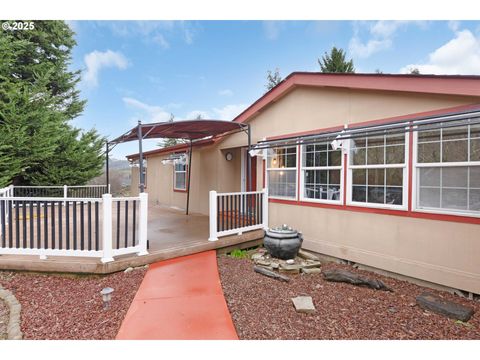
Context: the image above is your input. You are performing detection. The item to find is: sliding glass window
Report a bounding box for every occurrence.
[266,146,297,199]
[300,142,342,203]
[348,133,407,209]
[415,120,480,215]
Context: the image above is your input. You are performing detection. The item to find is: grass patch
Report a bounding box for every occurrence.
[228,248,250,259]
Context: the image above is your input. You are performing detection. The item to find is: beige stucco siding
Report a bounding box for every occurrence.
[269,203,480,293]
[219,86,479,149]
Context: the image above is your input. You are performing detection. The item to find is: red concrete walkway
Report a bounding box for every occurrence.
[116,251,238,340]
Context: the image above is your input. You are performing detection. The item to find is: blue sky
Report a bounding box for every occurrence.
[68,20,480,158]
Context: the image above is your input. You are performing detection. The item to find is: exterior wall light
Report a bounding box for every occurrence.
[225,152,233,161]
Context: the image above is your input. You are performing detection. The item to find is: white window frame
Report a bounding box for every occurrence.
[265,145,299,200]
[299,142,344,205]
[412,125,480,218]
[173,155,187,191]
[346,131,409,211]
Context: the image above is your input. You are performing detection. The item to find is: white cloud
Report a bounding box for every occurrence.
[122,97,171,122]
[100,20,197,47]
[448,21,461,32]
[349,37,391,59]
[349,21,426,59]
[218,89,234,97]
[185,110,210,119]
[213,104,248,120]
[152,34,170,49]
[263,21,283,40]
[83,50,128,87]
[400,29,480,75]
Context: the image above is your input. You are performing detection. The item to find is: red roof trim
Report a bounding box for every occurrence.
[232,72,480,125]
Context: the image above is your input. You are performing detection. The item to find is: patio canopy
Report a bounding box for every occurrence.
[107,119,251,215]
[110,119,248,144]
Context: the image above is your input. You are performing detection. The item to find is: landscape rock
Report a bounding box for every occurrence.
[256,260,272,267]
[302,261,322,269]
[279,264,301,274]
[291,296,316,313]
[416,292,475,322]
[301,268,321,275]
[124,267,133,273]
[286,259,295,265]
[251,253,264,261]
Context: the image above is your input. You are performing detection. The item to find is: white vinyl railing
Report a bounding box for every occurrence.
[0,186,148,263]
[209,188,268,241]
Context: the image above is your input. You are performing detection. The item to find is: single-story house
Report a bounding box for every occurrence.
[128,72,480,295]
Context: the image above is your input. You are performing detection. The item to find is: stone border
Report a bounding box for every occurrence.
[0,285,22,340]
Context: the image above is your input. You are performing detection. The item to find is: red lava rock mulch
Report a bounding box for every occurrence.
[0,297,8,339]
[0,268,146,340]
[218,256,480,340]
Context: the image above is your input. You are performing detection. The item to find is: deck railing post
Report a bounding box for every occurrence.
[208,190,218,241]
[262,188,269,230]
[63,184,68,207]
[101,193,114,263]
[137,192,149,256]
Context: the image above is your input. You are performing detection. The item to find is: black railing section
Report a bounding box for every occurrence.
[113,199,139,250]
[12,186,107,198]
[216,192,263,232]
[0,199,101,251]
[67,186,108,198]
[14,187,64,198]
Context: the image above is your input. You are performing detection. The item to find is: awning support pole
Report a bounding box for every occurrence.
[105,141,110,193]
[247,124,252,192]
[186,140,193,215]
[138,120,145,193]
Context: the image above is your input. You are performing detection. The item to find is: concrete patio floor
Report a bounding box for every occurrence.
[0,205,264,273]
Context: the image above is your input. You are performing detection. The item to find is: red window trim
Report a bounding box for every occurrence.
[269,198,480,225]
[266,125,480,225]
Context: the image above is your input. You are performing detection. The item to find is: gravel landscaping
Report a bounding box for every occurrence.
[0,268,146,340]
[218,255,480,340]
[0,297,8,339]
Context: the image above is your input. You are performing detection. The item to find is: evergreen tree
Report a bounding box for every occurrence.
[318,47,355,73]
[0,20,105,187]
[265,68,282,91]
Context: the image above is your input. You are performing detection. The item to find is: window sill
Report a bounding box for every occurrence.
[299,197,342,206]
[413,207,480,219]
[268,195,297,201]
[173,188,187,193]
[347,201,407,211]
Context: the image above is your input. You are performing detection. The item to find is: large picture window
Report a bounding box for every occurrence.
[415,121,480,214]
[267,146,297,199]
[348,133,407,208]
[300,142,342,203]
[174,159,187,191]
